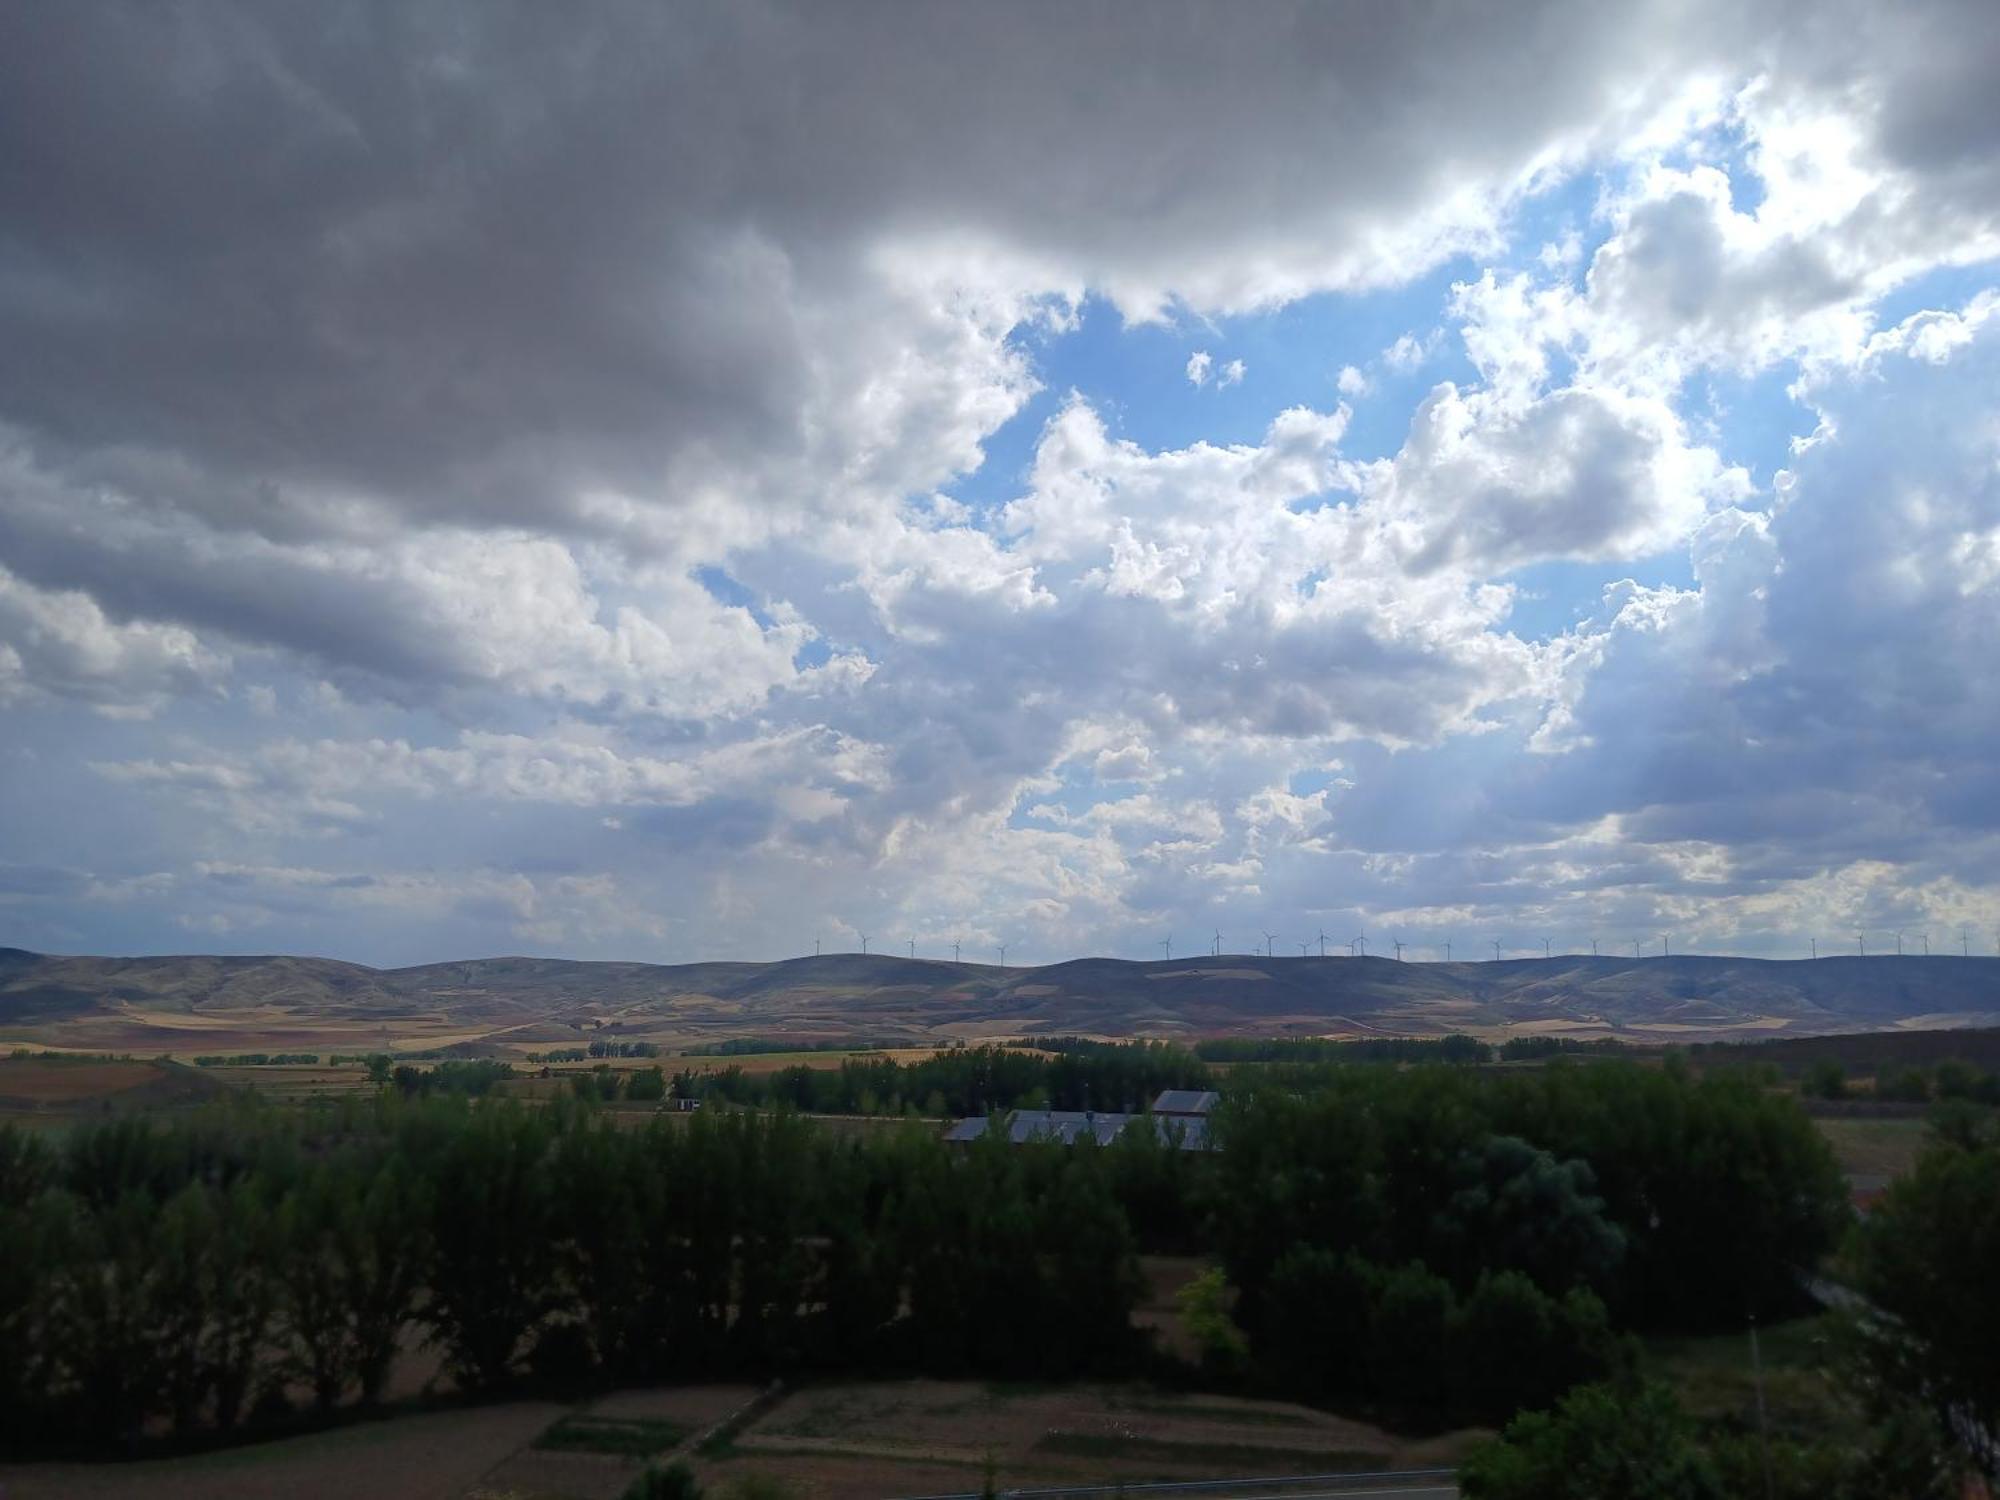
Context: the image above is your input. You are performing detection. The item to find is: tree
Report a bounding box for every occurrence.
[1453,1270,1618,1417]
[422,1108,558,1388]
[1176,1265,1247,1378]
[1844,1139,2000,1484]
[1428,1134,1625,1297]
[1459,1383,1725,1500]
[1803,1060,1848,1100]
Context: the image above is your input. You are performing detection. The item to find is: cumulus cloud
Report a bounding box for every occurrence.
[2,0,1997,963]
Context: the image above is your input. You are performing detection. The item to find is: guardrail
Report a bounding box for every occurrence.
[887,1468,1458,1500]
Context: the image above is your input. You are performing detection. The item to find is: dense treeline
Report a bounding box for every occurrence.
[390,1060,515,1097]
[695,1041,1211,1116]
[1800,1056,2000,1104]
[1464,1113,2000,1497]
[1497,1035,1635,1060]
[0,1098,1146,1455]
[1211,1060,1847,1339]
[1195,1035,1492,1064]
[0,1053,1859,1462]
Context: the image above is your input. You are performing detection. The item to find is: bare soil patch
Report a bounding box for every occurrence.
[0,1401,564,1500]
[0,1058,162,1104]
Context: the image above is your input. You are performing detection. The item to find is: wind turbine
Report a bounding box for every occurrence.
[1633,938,1642,958]
[1493,939,1503,961]
[1352,932,1367,958]
[1662,936,1669,957]
[1810,937,1817,960]
[1317,928,1328,958]
[1212,929,1222,957]
[1444,940,1452,962]
[997,942,1008,967]
[1895,930,1904,957]
[815,935,821,957]
[860,934,870,955]
[952,937,962,964]
[1962,931,1971,958]
[1262,931,1279,958]
[1858,932,1865,956]
[908,937,915,960]
[1393,939,1406,961]
[1298,941,1310,957]
[1160,934,1172,962]
[1921,932,1930,957]
[1542,938,1552,959]
[1590,938,1598,957]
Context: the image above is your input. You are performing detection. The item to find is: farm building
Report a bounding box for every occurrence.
[944,1089,1215,1150]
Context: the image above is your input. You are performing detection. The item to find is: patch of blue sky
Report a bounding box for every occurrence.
[692,564,777,628]
[1872,258,2000,329]
[1501,553,1695,642]
[1005,758,1135,831]
[948,162,1641,522]
[947,267,1486,514]
[1686,364,1813,491]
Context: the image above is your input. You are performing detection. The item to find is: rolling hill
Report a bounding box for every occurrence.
[2,946,1997,1056]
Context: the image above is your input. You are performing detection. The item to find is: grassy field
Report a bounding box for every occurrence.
[1813,1114,1930,1178]
[1643,1315,1844,1442]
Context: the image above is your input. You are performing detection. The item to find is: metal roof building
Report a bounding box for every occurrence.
[1150,1089,1220,1116]
[943,1108,1211,1151]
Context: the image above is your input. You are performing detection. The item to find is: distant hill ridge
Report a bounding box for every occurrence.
[2,946,1997,1053]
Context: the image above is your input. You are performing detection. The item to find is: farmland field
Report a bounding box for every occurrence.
[1813,1114,1931,1179]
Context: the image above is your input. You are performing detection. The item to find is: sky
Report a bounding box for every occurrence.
[3,1,1999,967]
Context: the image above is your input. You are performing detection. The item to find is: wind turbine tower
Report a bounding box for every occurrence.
[1263,931,1278,958]
[1492,939,1502,961]
[1212,929,1222,957]
[861,934,870,955]
[1160,934,1172,962]
[1393,939,1405,961]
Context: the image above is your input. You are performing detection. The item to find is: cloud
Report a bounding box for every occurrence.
[0,564,225,713]
[2,0,1998,963]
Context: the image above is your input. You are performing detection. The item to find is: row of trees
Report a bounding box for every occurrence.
[192,1053,322,1067]
[695,1041,1211,1116]
[1193,1034,1493,1064]
[0,1051,1866,1462]
[0,1097,1146,1454]
[1802,1056,2000,1104]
